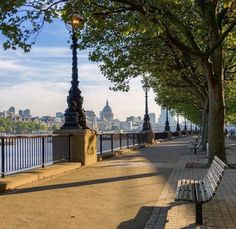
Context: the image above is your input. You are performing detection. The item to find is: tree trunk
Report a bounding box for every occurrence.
[201,99,208,151]
[203,60,226,163]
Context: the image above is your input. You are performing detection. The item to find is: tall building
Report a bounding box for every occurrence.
[120,121,132,131]
[19,110,23,117]
[157,108,176,131]
[85,110,97,130]
[100,100,114,121]
[149,113,156,124]
[23,109,31,119]
[8,106,15,115]
[56,112,64,119]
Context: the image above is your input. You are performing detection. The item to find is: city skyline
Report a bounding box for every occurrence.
[0,19,160,120]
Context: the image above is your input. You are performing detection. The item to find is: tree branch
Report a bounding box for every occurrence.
[206,18,236,57]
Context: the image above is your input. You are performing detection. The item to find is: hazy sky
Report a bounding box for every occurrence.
[0,19,161,121]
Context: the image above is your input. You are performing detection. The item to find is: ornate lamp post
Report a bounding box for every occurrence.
[190,122,193,131]
[164,109,170,131]
[142,80,152,131]
[176,114,180,131]
[184,118,187,130]
[61,11,87,129]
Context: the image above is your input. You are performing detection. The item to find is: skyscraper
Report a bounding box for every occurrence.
[149,113,156,124]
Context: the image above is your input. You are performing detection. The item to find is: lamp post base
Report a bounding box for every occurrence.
[61,111,81,129]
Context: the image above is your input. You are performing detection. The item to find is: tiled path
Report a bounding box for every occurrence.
[144,139,236,229]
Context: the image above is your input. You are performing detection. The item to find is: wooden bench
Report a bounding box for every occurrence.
[189,136,202,154]
[175,156,227,225]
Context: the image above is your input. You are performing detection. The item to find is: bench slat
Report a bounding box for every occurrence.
[212,160,225,174]
[211,163,224,179]
[184,179,190,200]
[206,170,219,191]
[214,156,227,169]
[203,176,216,201]
[175,179,182,200]
[175,179,196,202]
[178,179,186,200]
[195,181,208,203]
[207,166,221,185]
[190,180,196,202]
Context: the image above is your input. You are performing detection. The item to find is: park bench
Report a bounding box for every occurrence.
[175,156,227,225]
[189,136,202,154]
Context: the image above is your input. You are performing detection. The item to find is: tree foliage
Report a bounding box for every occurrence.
[0,117,47,134]
[0,0,236,160]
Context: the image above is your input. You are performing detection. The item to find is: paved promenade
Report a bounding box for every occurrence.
[0,137,235,228]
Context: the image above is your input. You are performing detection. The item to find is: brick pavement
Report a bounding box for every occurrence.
[144,139,236,229]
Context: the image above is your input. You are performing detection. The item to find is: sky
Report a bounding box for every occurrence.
[0,19,161,121]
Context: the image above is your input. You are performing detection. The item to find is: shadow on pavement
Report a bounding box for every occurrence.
[117,206,154,229]
[3,172,160,196]
[117,201,190,229]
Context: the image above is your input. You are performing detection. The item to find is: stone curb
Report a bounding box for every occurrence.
[0,162,81,192]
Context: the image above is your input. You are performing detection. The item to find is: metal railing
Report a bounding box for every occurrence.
[154,130,193,140]
[0,134,70,178]
[97,132,148,154]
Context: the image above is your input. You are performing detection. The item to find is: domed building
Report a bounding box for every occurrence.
[100,100,114,121]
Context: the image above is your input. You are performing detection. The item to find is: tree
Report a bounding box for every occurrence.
[75,0,236,162]
[0,126,5,133]
[0,0,235,162]
[0,0,62,51]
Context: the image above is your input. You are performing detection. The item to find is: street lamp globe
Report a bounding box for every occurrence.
[142,81,151,93]
[66,12,84,30]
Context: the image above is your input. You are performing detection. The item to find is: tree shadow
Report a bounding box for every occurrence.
[117,201,189,229]
[2,172,160,196]
[117,206,153,229]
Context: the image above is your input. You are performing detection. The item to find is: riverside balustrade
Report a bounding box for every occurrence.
[154,130,195,141]
[96,132,148,154]
[0,131,191,178]
[0,134,70,178]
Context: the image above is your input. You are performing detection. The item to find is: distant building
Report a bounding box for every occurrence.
[22,109,31,119]
[120,121,132,131]
[149,113,156,124]
[56,112,64,119]
[100,100,114,121]
[97,120,111,132]
[19,110,23,117]
[85,110,97,130]
[0,111,5,118]
[126,116,142,130]
[8,106,15,116]
[156,108,176,131]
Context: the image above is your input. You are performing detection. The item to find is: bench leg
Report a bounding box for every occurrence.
[195,202,203,225]
[194,148,197,154]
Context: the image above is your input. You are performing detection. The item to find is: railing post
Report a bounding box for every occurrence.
[138,133,140,146]
[119,134,122,149]
[133,133,135,146]
[42,137,45,168]
[127,134,129,148]
[100,135,103,154]
[111,134,114,152]
[1,138,5,178]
